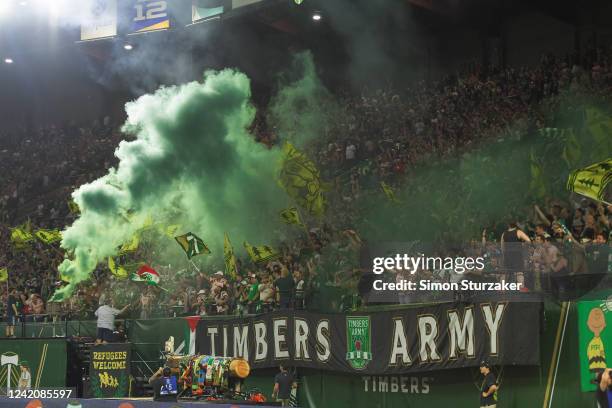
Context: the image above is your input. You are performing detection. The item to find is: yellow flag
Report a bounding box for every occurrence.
[34,229,62,244]
[567,159,612,204]
[119,234,140,254]
[224,233,238,280]
[380,181,400,203]
[243,241,280,264]
[279,142,326,217]
[0,268,8,282]
[108,257,129,279]
[279,207,304,227]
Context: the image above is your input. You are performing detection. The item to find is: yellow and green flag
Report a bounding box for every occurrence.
[243,241,280,264]
[0,267,8,282]
[279,207,304,227]
[380,181,400,203]
[567,159,612,204]
[34,229,62,244]
[67,199,80,215]
[175,232,211,259]
[164,224,181,238]
[586,107,612,150]
[108,257,129,279]
[119,234,140,254]
[529,149,547,199]
[224,233,238,280]
[279,142,326,217]
[108,258,143,279]
[561,129,581,168]
[10,221,34,247]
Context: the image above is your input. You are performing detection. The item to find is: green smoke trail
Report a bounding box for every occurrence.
[268,51,339,148]
[54,69,289,300]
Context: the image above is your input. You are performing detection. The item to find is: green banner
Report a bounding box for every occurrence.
[578,294,612,392]
[88,343,131,398]
[0,339,66,391]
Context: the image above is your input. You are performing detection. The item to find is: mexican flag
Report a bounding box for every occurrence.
[135,265,160,286]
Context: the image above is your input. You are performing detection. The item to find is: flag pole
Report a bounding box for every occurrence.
[189,259,201,273]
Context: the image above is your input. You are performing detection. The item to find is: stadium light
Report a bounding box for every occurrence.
[19,1,28,6]
[312,11,321,21]
[0,1,13,18]
[124,44,133,51]
[4,58,14,64]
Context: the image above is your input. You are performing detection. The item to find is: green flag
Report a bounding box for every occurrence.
[175,232,211,259]
[243,241,280,264]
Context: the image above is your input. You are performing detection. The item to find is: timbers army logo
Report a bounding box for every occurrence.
[346,316,372,370]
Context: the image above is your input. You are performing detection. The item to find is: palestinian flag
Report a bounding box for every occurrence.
[175,232,211,259]
[136,265,160,286]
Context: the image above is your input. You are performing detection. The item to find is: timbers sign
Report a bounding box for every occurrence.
[195,302,540,374]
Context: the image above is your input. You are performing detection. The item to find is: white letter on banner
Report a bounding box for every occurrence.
[295,319,310,360]
[207,327,218,356]
[233,325,249,360]
[418,316,440,362]
[316,320,331,362]
[448,307,474,358]
[389,319,412,366]
[482,303,506,355]
[254,322,268,361]
[274,319,289,359]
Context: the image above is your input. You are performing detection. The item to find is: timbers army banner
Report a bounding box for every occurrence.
[195,302,540,374]
[88,343,131,398]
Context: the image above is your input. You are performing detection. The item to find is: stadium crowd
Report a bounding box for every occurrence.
[1,49,612,334]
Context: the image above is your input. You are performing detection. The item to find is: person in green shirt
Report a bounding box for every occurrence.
[246,273,260,314]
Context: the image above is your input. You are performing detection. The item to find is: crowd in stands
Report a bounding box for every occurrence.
[1,48,612,334]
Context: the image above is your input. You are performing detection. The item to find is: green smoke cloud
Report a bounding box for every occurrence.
[268,51,339,148]
[54,69,290,299]
[357,101,612,243]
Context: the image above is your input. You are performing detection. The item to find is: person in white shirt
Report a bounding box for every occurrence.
[94,298,129,345]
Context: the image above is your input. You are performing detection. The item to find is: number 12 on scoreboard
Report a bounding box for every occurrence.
[132,0,170,32]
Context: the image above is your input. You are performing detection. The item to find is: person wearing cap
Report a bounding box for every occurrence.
[18,361,31,391]
[479,361,498,408]
[193,289,208,316]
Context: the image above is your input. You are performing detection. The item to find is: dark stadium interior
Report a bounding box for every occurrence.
[0,0,611,406]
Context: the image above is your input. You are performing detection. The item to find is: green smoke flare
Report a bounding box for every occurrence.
[53,69,289,300]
